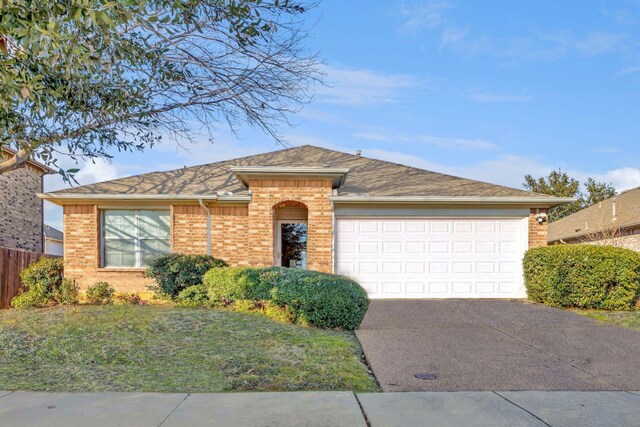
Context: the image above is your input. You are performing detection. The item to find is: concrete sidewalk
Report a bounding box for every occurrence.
[2,390,640,426]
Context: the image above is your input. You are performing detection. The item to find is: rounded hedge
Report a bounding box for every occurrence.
[523,245,640,310]
[203,267,369,330]
[146,254,227,299]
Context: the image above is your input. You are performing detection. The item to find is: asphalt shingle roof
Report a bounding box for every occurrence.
[44,225,63,241]
[548,186,640,242]
[51,145,553,199]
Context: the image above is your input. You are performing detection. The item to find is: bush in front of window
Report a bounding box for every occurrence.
[146,254,227,299]
[203,267,369,330]
[12,257,79,308]
[85,282,116,305]
[523,245,640,310]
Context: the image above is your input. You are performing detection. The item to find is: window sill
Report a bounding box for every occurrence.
[96,268,147,273]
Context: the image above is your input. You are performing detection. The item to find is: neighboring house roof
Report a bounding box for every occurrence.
[548,186,640,242]
[44,225,64,241]
[39,145,572,206]
[1,147,56,174]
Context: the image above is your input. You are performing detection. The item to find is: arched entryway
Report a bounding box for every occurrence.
[273,201,308,269]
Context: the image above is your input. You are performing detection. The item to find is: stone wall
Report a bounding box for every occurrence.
[0,159,44,252]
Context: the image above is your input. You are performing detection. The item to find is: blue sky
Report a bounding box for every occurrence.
[44,0,640,229]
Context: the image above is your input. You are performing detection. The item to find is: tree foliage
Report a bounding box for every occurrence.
[523,170,616,222]
[0,0,319,179]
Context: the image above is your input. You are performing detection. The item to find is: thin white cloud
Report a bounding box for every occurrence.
[437,24,632,65]
[591,147,621,154]
[358,148,640,193]
[440,26,470,49]
[399,1,451,32]
[575,31,630,56]
[465,90,533,103]
[354,131,498,150]
[316,65,424,106]
[617,65,640,76]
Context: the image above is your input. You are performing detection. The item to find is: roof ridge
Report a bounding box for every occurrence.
[310,145,548,197]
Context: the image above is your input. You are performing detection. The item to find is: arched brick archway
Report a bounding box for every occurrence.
[272,200,308,210]
[245,178,334,272]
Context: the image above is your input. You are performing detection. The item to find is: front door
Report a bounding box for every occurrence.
[276,221,307,269]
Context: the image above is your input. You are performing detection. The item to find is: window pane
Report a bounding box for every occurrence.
[138,211,170,238]
[104,239,136,267]
[104,211,137,239]
[140,239,170,266]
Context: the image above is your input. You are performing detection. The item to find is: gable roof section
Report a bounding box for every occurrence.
[548,186,640,242]
[44,225,64,241]
[41,145,570,205]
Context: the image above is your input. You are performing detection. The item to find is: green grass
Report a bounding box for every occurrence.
[0,305,378,393]
[577,310,640,331]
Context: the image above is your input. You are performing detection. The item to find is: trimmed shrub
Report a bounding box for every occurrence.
[146,254,227,299]
[269,269,369,330]
[523,245,640,310]
[203,267,277,301]
[86,282,116,305]
[176,284,211,307]
[204,267,369,330]
[11,257,67,309]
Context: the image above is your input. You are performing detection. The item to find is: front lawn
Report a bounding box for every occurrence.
[0,305,378,392]
[577,310,640,331]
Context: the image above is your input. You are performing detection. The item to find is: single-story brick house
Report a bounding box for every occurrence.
[548,186,640,251]
[40,145,572,298]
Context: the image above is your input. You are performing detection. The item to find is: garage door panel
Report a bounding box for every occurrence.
[336,218,527,298]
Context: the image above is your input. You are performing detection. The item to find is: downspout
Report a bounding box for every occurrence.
[198,199,211,256]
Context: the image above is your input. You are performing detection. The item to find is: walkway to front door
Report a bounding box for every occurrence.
[357,299,640,391]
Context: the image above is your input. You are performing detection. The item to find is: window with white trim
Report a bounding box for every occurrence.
[102,210,170,268]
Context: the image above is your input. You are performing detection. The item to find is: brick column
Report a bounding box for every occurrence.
[528,208,549,248]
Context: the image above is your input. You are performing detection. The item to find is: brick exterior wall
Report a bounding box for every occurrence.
[210,206,250,266]
[171,205,208,254]
[62,187,549,294]
[0,159,45,252]
[63,205,154,294]
[246,179,334,272]
[528,208,549,248]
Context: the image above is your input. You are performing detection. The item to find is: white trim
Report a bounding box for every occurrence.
[334,208,531,217]
[275,219,308,268]
[37,193,251,204]
[330,195,575,207]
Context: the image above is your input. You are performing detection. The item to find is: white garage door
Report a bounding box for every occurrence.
[335,218,528,298]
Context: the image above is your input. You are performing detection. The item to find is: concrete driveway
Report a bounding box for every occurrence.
[356,299,640,392]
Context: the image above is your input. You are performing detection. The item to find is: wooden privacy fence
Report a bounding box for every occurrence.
[0,247,60,309]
